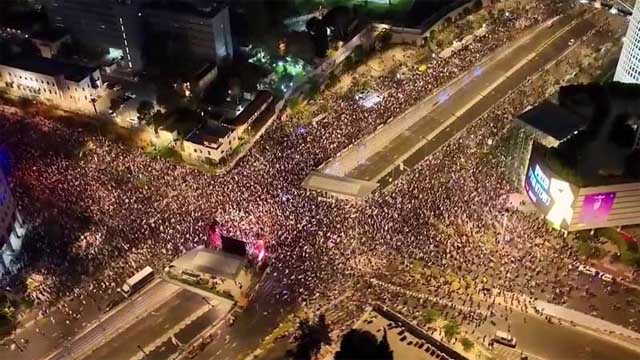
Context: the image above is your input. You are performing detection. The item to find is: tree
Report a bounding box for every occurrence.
[155,83,182,111]
[286,31,316,63]
[306,78,321,99]
[375,29,392,50]
[335,329,393,360]
[443,320,460,341]
[290,314,332,360]
[55,41,76,60]
[421,308,440,324]
[352,44,366,64]
[306,16,328,58]
[323,6,353,42]
[228,77,242,105]
[109,97,124,112]
[460,337,474,352]
[137,100,154,120]
[149,110,165,132]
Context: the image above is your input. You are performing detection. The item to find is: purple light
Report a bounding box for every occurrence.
[438,90,450,103]
[581,192,616,224]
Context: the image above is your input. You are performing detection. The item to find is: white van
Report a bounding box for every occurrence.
[494,331,517,347]
[600,273,614,282]
[578,265,597,276]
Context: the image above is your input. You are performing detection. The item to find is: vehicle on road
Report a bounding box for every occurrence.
[121,266,154,297]
[568,39,575,46]
[600,273,614,282]
[578,265,597,276]
[494,331,517,347]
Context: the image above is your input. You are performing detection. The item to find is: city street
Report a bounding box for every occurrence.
[311,12,600,198]
[2,2,635,360]
[191,272,296,360]
[45,280,180,360]
[85,288,232,360]
[484,308,640,360]
[2,288,111,359]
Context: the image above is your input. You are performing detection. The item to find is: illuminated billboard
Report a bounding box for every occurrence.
[523,145,640,231]
[581,192,616,224]
[524,161,575,229]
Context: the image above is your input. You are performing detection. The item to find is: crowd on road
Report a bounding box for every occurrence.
[3,0,633,350]
[288,1,557,178]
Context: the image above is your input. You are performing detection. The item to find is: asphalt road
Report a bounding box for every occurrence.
[83,289,227,360]
[534,272,640,332]
[45,280,180,360]
[191,271,295,360]
[483,309,640,360]
[315,13,599,197]
[0,290,109,359]
[144,296,232,360]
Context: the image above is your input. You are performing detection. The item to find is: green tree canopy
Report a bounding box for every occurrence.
[137,100,154,119]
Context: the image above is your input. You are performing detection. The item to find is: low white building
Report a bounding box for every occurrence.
[183,123,239,164]
[0,55,104,113]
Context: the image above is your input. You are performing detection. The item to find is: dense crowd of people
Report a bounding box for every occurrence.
[2,0,631,347]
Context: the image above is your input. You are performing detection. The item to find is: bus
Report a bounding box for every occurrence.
[121,266,154,297]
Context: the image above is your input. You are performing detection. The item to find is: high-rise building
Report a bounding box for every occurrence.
[0,167,26,276]
[143,1,233,65]
[513,83,640,231]
[615,1,640,83]
[40,0,233,71]
[41,0,146,71]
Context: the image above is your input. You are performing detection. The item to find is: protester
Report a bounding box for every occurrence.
[0,0,608,340]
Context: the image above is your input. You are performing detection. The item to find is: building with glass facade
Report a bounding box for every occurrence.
[0,168,26,277]
[615,1,640,83]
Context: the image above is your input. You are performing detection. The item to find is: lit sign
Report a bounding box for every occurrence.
[581,192,616,224]
[546,178,574,228]
[526,164,550,206]
[524,161,575,229]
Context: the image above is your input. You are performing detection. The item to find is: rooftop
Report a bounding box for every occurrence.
[171,247,246,280]
[225,90,273,128]
[185,123,234,148]
[517,101,588,144]
[29,28,69,43]
[516,83,640,186]
[160,106,210,134]
[144,0,226,19]
[2,56,96,82]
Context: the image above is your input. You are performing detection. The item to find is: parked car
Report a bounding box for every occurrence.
[494,331,517,347]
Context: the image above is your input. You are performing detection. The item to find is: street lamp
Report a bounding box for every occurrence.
[201,296,214,308]
[137,344,148,358]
